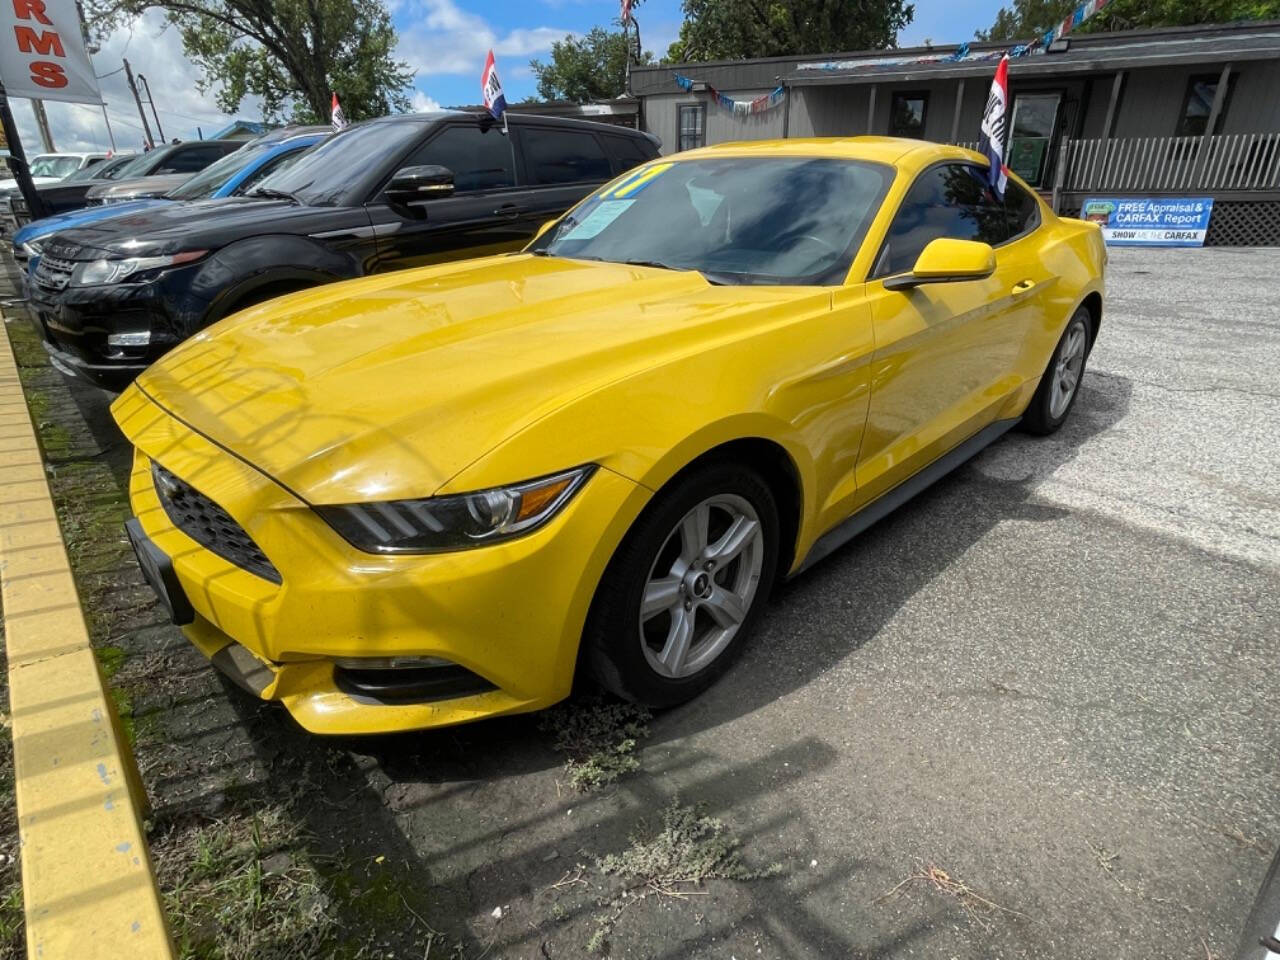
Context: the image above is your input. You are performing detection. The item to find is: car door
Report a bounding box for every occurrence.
[854,162,1030,508]
[512,123,615,233]
[364,120,531,271]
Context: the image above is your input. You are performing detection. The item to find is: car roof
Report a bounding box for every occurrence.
[357,110,655,138]
[673,136,986,171]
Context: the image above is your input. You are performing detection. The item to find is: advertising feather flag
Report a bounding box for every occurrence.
[978,55,1009,199]
[331,92,347,131]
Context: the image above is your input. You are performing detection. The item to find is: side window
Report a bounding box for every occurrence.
[522,128,612,185]
[876,164,1011,278]
[160,146,225,173]
[888,92,928,139]
[603,133,654,174]
[1004,181,1040,239]
[397,124,516,192]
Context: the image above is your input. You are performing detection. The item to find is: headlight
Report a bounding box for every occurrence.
[70,250,206,286]
[315,465,595,554]
[20,240,42,257]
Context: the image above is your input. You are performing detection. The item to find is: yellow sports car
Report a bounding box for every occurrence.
[112,138,1105,735]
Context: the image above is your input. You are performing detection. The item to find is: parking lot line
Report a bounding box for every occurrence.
[0,313,174,959]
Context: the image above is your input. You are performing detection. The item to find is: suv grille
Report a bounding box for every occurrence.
[152,461,281,583]
[34,254,76,291]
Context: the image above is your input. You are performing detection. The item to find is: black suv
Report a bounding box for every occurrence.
[29,111,660,389]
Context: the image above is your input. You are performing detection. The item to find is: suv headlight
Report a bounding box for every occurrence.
[71,250,206,286]
[315,465,595,554]
[20,240,42,257]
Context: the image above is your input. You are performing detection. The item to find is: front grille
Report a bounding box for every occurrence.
[34,254,75,291]
[152,461,281,583]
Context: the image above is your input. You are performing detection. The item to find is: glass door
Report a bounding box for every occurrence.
[1008,93,1061,187]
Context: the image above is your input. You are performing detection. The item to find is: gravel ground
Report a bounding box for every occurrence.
[4,245,1278,959]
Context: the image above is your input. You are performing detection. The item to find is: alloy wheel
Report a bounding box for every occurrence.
[638,493,765,679]
[1050,317,1088,419]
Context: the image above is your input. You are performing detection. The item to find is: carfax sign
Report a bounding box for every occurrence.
[1081,197,1214,247]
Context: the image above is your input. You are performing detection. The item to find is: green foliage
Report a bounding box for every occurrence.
[541,697,651,791]
[666,0,915,62]
[85,0,413,123]
[531,27,655,102]
[977,0,1280,41]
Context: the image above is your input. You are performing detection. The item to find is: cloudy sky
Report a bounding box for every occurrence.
[9,0,991,155]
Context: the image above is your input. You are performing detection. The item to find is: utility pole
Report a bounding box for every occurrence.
[122,58,154,148]
[31,99,55,152]
[100,104,117,151]
[137,74,165,141]
[0,78,51,220]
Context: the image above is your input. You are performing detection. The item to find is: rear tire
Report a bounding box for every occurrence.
[583,462,779,708]
[1022,307,1092,436]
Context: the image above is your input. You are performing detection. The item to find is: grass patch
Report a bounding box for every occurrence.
[586,800,781,953]
[156,807,337,959]
[541,697,651,791]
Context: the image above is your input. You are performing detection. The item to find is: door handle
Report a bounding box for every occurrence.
[1011,279,1036,294]
[493,203,522,219]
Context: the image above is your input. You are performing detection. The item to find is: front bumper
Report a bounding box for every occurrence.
[113,384,648,735]
[27,262,202,390]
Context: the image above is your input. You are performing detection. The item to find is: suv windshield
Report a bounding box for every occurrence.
[114,147,174,179]
[167,143,261,200]
[30,155,82,179]
[255,121,424,206]
[531,156,893,285]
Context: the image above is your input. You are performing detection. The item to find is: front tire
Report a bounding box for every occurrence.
[1022,307,1092,435]
[583,462,780,708]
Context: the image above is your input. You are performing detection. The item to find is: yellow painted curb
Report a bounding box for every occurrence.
[0,312,174,959]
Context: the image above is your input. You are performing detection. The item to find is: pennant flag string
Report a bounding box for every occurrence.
[673,73,787,115]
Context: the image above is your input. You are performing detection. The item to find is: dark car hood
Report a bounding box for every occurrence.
[39,197,355,259]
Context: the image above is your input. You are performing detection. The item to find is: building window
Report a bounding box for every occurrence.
[1176,73,1235,137]
[889,92,929,139]
[678,104,705,151]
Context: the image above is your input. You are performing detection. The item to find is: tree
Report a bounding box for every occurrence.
[530,27,654,102]
[978,0,1280,41]
[666,0,915,62]
[86,0,413,123]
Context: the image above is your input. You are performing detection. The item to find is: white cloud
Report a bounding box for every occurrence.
[395,0,572,78]
[410,90,443,112]
[9,9,259,155]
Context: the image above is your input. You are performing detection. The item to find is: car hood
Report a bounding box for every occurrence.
[122,254,816,504]
[86,174,189,201]
[15,198,173,245]
[41,196,333,259]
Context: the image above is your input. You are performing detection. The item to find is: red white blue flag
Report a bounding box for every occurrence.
[331,92,347,131]
[482,50,507,120]
[621,0,634,24]
[978,55,1009,199]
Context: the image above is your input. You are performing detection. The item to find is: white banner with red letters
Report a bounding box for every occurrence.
[1,0,102,104]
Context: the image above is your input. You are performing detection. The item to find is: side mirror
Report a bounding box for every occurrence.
[386,164,455,205]
[532,219,558,242]
[884,238,996,291]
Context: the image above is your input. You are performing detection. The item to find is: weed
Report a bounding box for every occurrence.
[875,859,1029,932]
[541,697,650,791]
[586,799,781,953]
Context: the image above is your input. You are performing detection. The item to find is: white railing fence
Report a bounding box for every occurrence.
[1058,133,1280,193]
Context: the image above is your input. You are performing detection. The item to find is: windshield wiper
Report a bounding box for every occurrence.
[248,187,301,203]
[622,258,736,285]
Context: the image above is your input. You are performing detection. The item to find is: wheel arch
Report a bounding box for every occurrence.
[1079,290,1102,353]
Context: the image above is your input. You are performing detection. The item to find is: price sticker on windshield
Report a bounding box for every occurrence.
[563,199,635,240]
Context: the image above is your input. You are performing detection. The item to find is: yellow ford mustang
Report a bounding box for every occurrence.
[112,138,1104,735]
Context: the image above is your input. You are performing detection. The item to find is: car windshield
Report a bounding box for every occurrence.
[530,156,893,285]
[29,155,82,179]
[62,162,108,182]
[166,143,263,200]
[254,121,423,206]
[114,145,178,179]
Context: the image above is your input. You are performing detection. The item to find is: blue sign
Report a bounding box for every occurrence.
[1081,197,1214,247]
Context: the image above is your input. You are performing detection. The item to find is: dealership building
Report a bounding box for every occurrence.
[629,20,1280,245]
